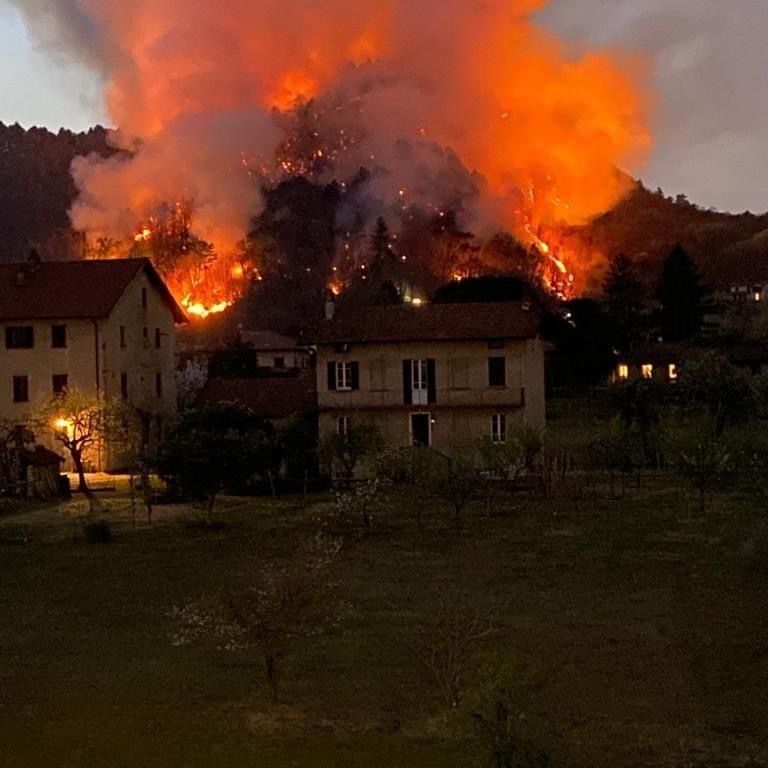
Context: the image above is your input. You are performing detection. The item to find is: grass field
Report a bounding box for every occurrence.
[1,474,767,767]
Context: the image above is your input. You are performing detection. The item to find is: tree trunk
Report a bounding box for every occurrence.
[72,450,88,493]
[265,654,279,703]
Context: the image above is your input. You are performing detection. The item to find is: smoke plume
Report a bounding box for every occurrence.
[9,0,651,278]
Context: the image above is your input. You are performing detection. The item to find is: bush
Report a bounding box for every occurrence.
[83,519,113,544]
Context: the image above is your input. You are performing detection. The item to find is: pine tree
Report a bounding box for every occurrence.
[657,244,704,341]
[603,252,645,350]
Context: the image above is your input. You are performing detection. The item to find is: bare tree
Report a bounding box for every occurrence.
[407,585,499,708]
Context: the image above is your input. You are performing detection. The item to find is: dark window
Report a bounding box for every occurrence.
[155,372,163,398]
[142,287,148,309]
[274,356,285,369]
[337,416,350,436]
[488,357,507,387]
[120,326,127,349]
[5,326,34,349]
[120,372,129,400]
[488,338,505,350]
[12,376,29,403]
[51,325,67,348]
[155,328,162,349]
[143,327,149,346]
[52,374,68,395]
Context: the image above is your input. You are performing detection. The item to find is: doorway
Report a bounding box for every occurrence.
[410,413,431,448]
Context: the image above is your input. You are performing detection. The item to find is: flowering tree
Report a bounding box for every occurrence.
[171,532,343,702]
[176,358,208,410]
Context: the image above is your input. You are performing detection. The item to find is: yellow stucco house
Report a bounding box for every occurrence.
[0,257,186,471]
[314,301,545,455]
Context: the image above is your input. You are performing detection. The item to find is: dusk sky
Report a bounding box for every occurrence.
[0,0,764,214]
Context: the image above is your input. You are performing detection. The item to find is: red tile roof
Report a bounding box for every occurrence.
[239,330,304,351]
[199,374,317,420]
[314,302,540,344]
[0,258,187,322]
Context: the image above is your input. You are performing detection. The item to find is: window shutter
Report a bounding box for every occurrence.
[351,362,360,390]
[403,360,413,405]
[327,362,337,391]
[427,359,437,404]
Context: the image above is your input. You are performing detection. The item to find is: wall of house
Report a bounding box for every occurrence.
[255,350,310,369]
[317,338,545,456]
[0,269,179,472]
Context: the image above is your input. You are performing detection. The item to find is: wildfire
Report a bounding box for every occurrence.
[182,296,233,319]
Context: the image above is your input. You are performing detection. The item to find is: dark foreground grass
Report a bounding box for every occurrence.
[0,477,767,767]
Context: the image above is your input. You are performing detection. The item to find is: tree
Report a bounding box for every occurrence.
[38,390,134,501]
[158,403,277,520]
[433,275,540,305]
[433,456,484,535]
[406,584,498,708]
[320,422,384,486]
[602,252,645,350]
[171,532,343,703]
[673,424,735,513]
[370,216,392,268]
[677,352,756,436]
[176,359,208,410]
[657,244,704,341]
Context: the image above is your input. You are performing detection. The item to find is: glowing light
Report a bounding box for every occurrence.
[411,297,424,307]
[182,295,232,320]
[53,418,73,434]
[134,227,152,243]
[230,264,244,279]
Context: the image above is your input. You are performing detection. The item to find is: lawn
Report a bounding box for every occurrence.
[0,475,766,767]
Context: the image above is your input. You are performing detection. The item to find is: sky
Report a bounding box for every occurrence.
[0,0,765,214]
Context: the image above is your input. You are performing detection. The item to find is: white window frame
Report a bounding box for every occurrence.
[491,414,507,444]
[336,362,353,391]
[411,359,428,405]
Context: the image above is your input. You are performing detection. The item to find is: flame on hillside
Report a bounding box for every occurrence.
[22,0,651,310]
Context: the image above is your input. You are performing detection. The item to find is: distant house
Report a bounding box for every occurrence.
[239,331,312,371]
[0,257,186,470]
[314,301,545,455]
[613,343,686,384]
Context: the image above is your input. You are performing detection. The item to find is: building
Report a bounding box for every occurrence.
[314,301,545,456]
[613,343,686,384]
[239,330,312,371]
[0,257,186,470]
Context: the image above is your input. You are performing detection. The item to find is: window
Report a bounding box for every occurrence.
[668,363,678,381]
[5,326,34,349]
[617,364,629,380]
[488,357,506,387]
[155,328,162,349]
[337,416,350,437]
[274,356,285,369]
[120,326,127,349]
[52,374,68,395]
[411,359,429,405]
[143,326,149,347]
[51,324,67,348]
[492,414,507,444]
[120,372,129,400]
[328,361,359,391]
[12,376,29,403]
[641,364,653,380]
[403,359,436,405]
[141,287,148,308]
[155,372,163,398]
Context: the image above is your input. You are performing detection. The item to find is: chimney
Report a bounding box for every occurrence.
[324,289,336,320]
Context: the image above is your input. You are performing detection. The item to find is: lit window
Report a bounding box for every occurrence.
[755,291,763,303]
[617,364,629,380]
[668,363,678,381]
[641,364,653,380]
[491,414,507,444]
